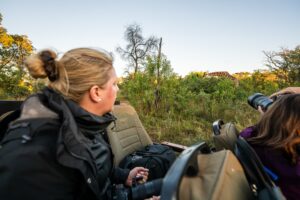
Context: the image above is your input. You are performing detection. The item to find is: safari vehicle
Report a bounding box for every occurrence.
[0,101,286,200]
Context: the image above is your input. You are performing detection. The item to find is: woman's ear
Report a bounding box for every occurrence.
[89,85,103,103]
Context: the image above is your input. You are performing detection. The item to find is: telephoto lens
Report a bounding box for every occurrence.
[131,178,162,200]
[113,179,163,200]
[247,93,273,111]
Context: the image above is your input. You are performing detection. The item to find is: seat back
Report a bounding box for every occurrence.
[212,119,239,151]
[107,102,153,166]
[161,142,253,200]
[0,101,23,140]
[0,101,22,119]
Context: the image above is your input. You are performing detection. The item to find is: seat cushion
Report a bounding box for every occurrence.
[213,122,239,151]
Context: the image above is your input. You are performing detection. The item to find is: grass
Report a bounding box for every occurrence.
[128,99,260,147]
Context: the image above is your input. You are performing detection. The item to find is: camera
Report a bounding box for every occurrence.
[247,93,274,111]
[113,178,162,200]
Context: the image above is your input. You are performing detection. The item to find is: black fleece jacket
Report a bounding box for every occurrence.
[0,88,129,200]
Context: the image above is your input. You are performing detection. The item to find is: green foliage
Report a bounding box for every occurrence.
[120,67,285,146]
[0,66,32,99]
[0,13,36,99]
[144,54,174,79]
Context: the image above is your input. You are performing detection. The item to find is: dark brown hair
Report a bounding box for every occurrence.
[248,94,300,163]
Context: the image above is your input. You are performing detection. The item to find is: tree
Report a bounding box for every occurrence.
[144,38,174,109]
[0,65,32,99]
[116,24,158,75]
[264,46,300,84]
[144,39,174,79]
[0,14,33,70]
[0,13,34,99]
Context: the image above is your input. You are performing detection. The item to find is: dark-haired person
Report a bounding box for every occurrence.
[240,94,300,200]
[0,48,148,200]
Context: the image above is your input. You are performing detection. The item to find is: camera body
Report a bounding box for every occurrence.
[247,93,274,111]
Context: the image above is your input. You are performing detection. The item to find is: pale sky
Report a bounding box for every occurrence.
[1,0,300,76]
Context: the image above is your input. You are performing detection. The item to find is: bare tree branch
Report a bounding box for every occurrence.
[263,46,300,84]
[116,24,158,75]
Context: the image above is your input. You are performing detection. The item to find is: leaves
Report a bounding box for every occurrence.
[0,13,36,99]
[264,46,300,84]
[120,68,289,145]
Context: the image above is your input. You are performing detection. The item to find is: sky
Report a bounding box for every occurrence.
[1,0,300,76]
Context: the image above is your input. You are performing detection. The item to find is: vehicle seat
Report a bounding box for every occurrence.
[0,101,22,117]
[212,119,239,151]
[107,102,153,166]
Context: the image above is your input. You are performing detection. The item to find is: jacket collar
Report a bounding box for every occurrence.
[64,99,116,135]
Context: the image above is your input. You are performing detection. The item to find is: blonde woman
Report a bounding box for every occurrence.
[0,48,148,200]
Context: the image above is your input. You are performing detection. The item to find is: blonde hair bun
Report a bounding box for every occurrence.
[25,50,58,81]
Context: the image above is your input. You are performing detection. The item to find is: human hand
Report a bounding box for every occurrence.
[125,167,149,187]
[147,196,160,200]
[270,87,300,98]
[257,106,265,115]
